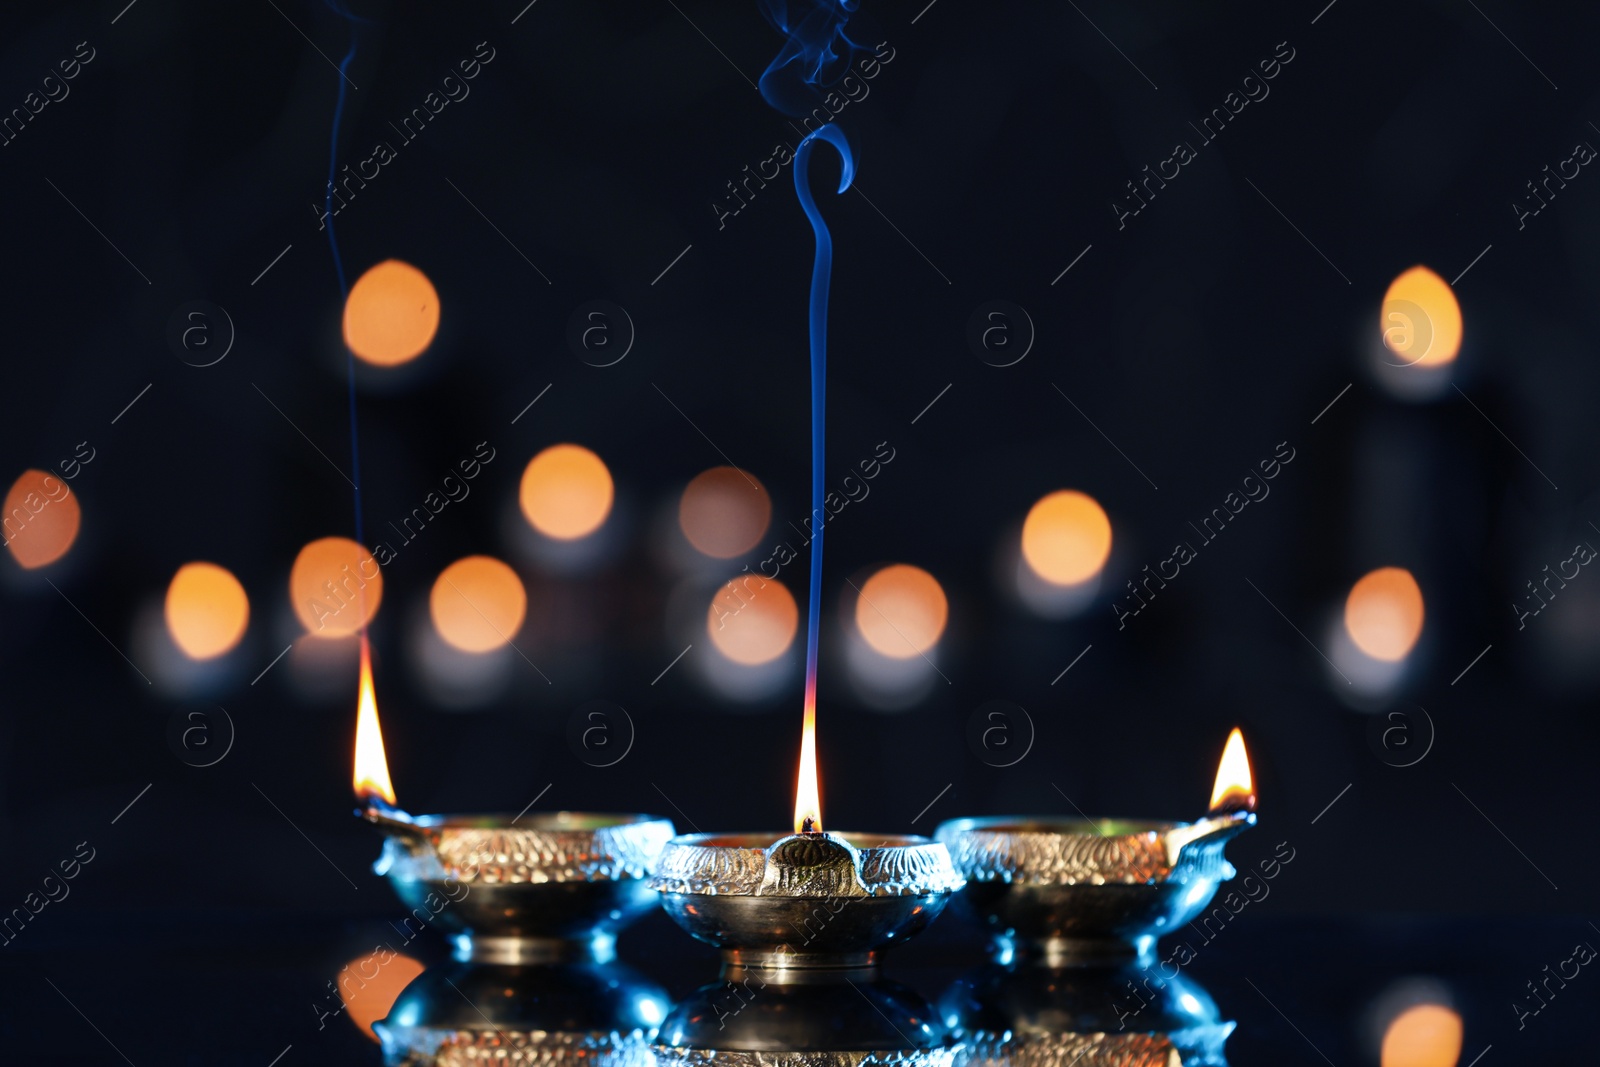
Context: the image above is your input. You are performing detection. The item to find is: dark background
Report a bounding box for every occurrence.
[1,0,1597,1060]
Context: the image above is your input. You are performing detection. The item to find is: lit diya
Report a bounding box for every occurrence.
[646,705,965,976]
[351,636,674,963]
[936,729,1257,967]
[646,712,961,1052]
[647,649,961,1051]
[648,125,962,988]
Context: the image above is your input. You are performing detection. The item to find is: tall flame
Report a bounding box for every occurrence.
[793,685,822,833]
[352,634,396,806]
[1208,727,1254,813]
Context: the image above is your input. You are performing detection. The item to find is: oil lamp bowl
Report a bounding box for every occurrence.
[364,808,675,963]
[648,831,964,975]
[935,812,1254,966]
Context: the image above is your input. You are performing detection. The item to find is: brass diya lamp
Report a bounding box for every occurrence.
[936,729,1257,968]
[351,637,674,964]
[361,806,674,963]
[649,701,964,978]
[648,688,964,1055]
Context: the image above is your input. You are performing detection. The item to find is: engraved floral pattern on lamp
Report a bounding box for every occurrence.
[649,837,769,895]
[648,833,964,897]
[416,1028,657,1067]
[858,838,968,894]
[757,834,870,897]
[938,822,1236,887]
[654,1051,958,1067]
[962,1031,1180,1067]
[382,820,675,885]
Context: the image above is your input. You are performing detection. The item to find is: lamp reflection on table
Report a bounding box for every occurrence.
[940,960,1232,1067]
[358,951,1241,1067]
[373,959,670,1067]
[655,972,952,1064]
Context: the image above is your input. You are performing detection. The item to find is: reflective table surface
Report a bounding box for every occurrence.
[1,907,1589,1062]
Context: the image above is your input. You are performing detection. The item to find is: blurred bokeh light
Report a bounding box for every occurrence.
[1345,566,1425,662]
[343,260,440,367]
[289,537,383,638]
[707,575,798,665]
[336,951,426,1042]
[164,562,250,659]
[519,444,614,541]
[1381,266,1461,368]
[3,469,80,569]
[1380,1003,1463,1067]
[855,564,949,659]
[1021,489,1112,585]
[679,466,771,559]
[430,555,527,653]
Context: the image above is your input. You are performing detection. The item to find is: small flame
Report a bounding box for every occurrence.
[1208,727,1255,814]
[793,685,822,834]
[352,634,396,806]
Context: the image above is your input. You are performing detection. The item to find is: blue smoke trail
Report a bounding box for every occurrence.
[320,1,366,550]
[793,124,854,739]
[757,0,862,116]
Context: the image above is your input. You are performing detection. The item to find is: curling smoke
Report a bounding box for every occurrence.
[758,0,864,116]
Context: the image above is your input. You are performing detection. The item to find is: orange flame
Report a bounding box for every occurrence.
[793,685,822,834]
[1208,727,1255,813]
[352,634,396,806]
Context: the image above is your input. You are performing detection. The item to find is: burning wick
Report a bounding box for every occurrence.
[795,691,822,834]
[1207,727,1256,816]
[789,125,854,838]
[352,632,397,810]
